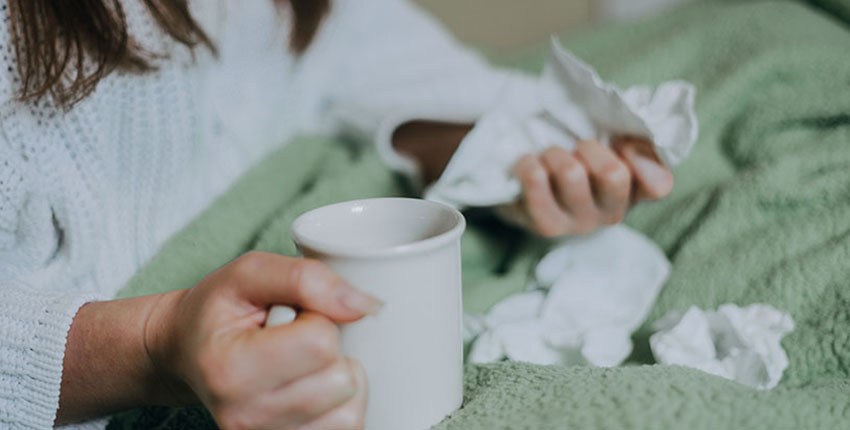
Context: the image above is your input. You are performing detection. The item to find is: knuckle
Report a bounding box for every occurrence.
[526,165,549,187]
[287,393,319,419]
[301,320,340,364]
[337,407,365,430]
[296,258,325,278]
[601,162,630,189]
[517,156,547,187]
[577,139,600,152]
[514,154,538,175]
[325,361,358,399]
[524,179,553,206]
[286,360,356,419]
[231,251,264,278]
[290,259,328,301]
[559,159,586,184]
[542,146,566,161]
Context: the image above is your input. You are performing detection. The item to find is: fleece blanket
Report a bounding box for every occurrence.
[109,1,850,428]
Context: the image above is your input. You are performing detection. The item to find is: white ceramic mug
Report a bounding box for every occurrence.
[268,197,465,430]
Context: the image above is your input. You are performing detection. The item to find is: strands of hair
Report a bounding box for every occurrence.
[7,0,330,108]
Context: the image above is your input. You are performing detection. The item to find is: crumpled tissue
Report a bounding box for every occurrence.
[465,225,670,366]
[650,304,794,390]
[439,37,695,367]
[425,37,698,207]
[447,37,794,380]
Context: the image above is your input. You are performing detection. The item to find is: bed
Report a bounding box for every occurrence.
[109,1,850,428]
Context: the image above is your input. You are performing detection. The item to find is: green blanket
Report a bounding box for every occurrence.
[808,0,850,22]
[109,1,850,428]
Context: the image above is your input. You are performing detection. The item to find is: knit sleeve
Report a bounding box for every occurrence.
[303,0,544,179]
[0,139,101,429]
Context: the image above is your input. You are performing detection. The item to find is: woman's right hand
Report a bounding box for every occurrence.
[145,251,383,430]
[502,139,674,238]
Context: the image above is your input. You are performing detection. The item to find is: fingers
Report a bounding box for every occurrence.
[575,140,631,223]
[515,140,668,238]
[264,358,363,428]
[244,311,341,386]
[614,138,674,201]
[515,154,571,237]
[225,252,383,322]
[299,358,368,430]
[214,357,365,430]
[540,147,596,234]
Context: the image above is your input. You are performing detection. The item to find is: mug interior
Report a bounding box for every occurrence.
[291,198,464,258]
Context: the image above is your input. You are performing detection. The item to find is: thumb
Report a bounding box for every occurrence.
[227,252,383,323]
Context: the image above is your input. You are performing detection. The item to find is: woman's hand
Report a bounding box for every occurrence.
[390,122,673,238]
[502,138,674,238]
[146,251,382,430]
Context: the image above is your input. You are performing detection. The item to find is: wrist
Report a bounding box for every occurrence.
[142,289,197,406]
[392,120,472,184]
[57,291,195,425]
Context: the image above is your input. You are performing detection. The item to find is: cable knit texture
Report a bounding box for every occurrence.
[0,0,534,428]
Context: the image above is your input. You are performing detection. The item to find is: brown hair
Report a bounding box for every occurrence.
[7,0,329,107]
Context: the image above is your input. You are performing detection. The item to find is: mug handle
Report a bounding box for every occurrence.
[265,305,298,327]
[264,247,304,328]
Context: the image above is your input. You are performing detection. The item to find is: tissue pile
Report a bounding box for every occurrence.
[436,38,794,389]
[464,225,670,367]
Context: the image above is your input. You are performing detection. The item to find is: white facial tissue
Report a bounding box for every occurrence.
[650,304,794,390]
[467,225,670,367]
[442,37,694,368]
[452,37,794,385]
[425,37,698,208]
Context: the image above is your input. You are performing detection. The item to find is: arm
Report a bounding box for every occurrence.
[2,135,373,429]
[55,253,381,429]
[0,139,109,428]
[56,292,190,425]
[311,0,674,238]
[301,0,542,174]
[391,121,470,184]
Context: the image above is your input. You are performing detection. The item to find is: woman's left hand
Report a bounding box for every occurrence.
[501,137,674,238]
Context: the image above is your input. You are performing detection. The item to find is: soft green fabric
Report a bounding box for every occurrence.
[111,136,545,312]
[109,1,850,428]
[107,137,546,429]
[807,0,850,23]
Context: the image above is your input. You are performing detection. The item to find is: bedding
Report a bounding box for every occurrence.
[108,1,850,428]
[807,0,850,22]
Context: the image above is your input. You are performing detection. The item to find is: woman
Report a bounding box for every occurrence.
[0,0,673,428]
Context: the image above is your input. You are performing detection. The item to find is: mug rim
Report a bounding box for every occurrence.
[290,197,466,259]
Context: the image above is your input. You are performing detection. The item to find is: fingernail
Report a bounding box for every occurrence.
[629,150,672,188]
[339,289,384,316]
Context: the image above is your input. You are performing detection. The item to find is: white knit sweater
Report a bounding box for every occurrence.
[0,0,537,428]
